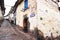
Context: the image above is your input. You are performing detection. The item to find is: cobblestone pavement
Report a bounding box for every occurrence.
[0,20,36,40]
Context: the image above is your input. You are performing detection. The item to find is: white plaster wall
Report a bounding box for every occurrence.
[37,0,60,37]
[28,0,37,31]
[16,0,60,37]
[16,1,30,27]
[4,0,17,16]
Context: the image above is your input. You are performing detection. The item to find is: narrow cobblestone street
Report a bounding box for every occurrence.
[0,20,36,40]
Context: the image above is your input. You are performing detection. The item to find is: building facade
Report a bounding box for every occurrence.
[16,0,60,37]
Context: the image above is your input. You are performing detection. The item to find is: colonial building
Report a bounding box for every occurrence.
[9,0,60,37]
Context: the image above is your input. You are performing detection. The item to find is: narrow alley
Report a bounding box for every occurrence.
[0,20,36,40]
[0,0,60,40]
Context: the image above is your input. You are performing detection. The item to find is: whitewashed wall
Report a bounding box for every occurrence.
[16,0,60,37]
[28,0,37,31]
[16,1,30,27]
[16,0,37,28]
[37,0,60,37]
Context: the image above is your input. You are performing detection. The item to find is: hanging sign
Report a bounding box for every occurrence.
[30,13,35,17]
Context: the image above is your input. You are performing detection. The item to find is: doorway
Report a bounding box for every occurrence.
[23,14,28,32]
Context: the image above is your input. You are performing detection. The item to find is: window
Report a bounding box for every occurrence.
[24,0,28,10]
